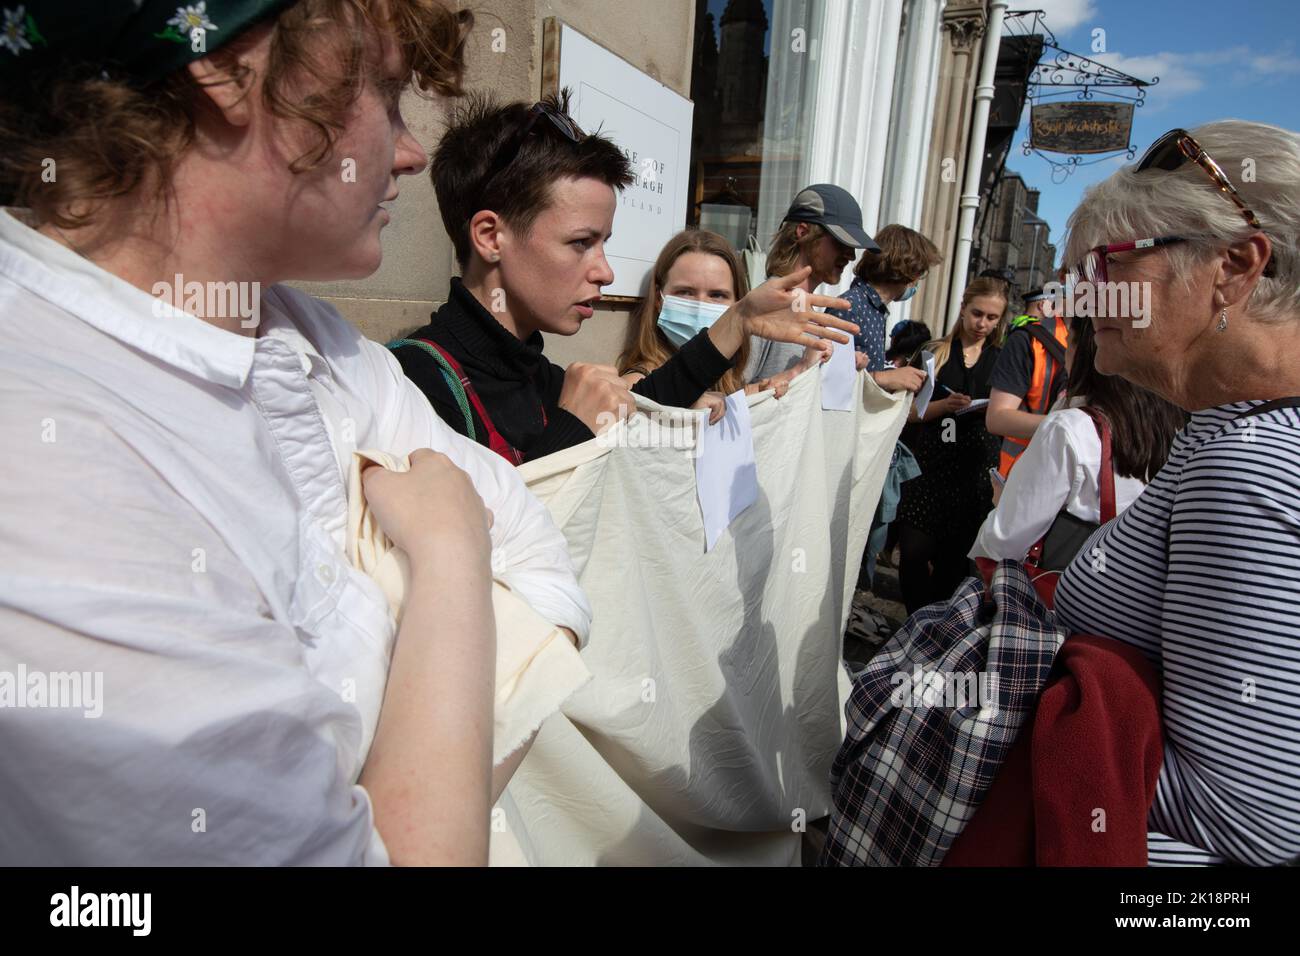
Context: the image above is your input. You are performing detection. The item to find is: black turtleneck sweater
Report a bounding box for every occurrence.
[393,279,735,462]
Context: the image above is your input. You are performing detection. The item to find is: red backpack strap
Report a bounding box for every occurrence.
[1081,407,1116,524]
[412,338,526,466]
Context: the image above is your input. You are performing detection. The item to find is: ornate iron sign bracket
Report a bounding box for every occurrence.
[1007,10,1159,182]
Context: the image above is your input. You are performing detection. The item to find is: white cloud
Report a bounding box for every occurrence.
[1248,50,1300,75]
[1024,0,1100,34]
[1085,45,1300,100]
[1089,51,1204,96]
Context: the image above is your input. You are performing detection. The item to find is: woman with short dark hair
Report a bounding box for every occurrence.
[394,108,857,462]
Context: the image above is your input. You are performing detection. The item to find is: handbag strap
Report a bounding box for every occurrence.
[1022,321,1068,369]
[1239,397,1300,418]
[389,338,535,465]
[387,338,476,440]
[1024,405,1115,569]
[1079,406,1116,524]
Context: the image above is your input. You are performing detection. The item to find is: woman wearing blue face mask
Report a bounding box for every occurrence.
[620,230,801,421]
[827,224,943,394]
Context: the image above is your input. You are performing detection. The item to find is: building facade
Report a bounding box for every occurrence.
[299,1,1044,363]
[970,171,1057,301]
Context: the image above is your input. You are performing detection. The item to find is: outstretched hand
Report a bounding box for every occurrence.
[736,267,858,348]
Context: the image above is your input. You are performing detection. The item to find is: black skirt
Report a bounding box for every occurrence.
[896,343,1002,543]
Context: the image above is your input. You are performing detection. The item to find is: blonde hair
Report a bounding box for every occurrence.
[1062,119,1300,325]
[618,229,751,395]
[765,220,825,278]
[925,277,1008,366]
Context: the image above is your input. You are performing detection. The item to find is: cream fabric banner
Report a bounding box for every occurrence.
[490,367,910,866]
[345,450,592,767]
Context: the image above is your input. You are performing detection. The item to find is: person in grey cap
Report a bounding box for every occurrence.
[745,184,879,382]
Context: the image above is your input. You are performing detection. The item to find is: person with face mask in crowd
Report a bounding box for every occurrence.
[827,223,940,393]
[391,95,857,463]
[618,229,804,423]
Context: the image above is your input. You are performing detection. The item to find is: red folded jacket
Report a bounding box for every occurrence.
[942,633,1163,866]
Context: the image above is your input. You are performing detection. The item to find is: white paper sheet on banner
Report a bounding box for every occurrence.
[489,365,911,866]
[695,390,758,551]
[911,350,937,417]
[821,336,857,411]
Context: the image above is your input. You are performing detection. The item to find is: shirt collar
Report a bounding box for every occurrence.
[0,209,257,389]
[856,278,889,315]
[256,288,334,384]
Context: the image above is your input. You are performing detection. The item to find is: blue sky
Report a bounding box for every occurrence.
[1009,0,1300,264]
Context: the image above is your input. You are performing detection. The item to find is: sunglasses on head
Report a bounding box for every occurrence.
[1066,128,1275,286]
[1137,128,1263,230]
[477,101,585,197]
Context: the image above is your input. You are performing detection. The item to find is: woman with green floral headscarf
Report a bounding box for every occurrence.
[0,1,591,866]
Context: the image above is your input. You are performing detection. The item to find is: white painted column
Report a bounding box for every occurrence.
[804,0,903,292]
[756,0,903,293]
[880,0,946,230]
[879,0,947,327]
[946,0,1009,331]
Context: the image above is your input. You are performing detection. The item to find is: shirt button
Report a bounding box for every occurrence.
[316,564,335,586]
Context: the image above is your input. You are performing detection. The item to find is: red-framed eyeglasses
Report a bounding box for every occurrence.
[1065,235,1187,287]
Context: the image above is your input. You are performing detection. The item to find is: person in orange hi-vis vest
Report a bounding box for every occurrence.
[985,286,1070,478]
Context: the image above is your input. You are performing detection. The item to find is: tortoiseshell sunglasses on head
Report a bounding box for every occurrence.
[1137,128,1275,276]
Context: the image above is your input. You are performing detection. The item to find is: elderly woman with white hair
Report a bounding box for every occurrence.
[1053,120,1300,866]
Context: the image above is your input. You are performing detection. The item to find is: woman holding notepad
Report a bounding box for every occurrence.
[894,277,1009,614]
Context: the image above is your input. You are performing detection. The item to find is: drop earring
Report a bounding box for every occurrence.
[1216,308,1228,333]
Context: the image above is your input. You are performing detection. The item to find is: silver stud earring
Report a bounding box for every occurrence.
[1216,308,1228,333]
[490,253,500,262]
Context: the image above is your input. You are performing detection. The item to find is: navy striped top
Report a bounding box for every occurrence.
[1055,400,1300,866]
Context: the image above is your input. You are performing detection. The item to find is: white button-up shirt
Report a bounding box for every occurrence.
[969,404,1147,562]
[0,210,591,865]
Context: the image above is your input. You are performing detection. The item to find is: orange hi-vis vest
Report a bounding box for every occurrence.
[997,314,1069,478]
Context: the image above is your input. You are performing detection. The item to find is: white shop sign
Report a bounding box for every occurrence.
[545,19,693,299]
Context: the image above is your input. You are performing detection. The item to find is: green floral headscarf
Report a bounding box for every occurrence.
[1,1,298,89]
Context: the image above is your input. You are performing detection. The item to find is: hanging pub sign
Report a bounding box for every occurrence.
[1030,101,1134,154]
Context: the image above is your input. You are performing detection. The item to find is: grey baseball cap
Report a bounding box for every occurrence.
[782,184,880,252]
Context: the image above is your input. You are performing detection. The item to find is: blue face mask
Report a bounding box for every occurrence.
[896,285,918,303]
[656,294,731,348]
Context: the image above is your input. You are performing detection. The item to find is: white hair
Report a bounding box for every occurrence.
[1061,119,1300,324]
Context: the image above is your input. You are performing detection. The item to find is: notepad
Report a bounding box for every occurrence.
[955,398,990,416]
